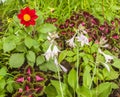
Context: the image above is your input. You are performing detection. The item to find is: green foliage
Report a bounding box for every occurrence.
[38,24,57,33]
[45,85,58,97]
[68,68,77,90]
[83,66,92,88]
[112,58,120,69]
[9,53,25,68]
[76,86,92,97]
[36,55,45,66]
[92,82,118,97]
[1,0,120,96]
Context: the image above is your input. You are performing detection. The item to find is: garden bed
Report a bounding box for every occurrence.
[0,0,120,97]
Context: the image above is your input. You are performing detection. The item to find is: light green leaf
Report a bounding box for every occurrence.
[9,53,25,68]
[0,67,7,77]
[39,24,56,33]
[50,80,66,96]
[66,51,75,57]
[103,67,119,80]
[36,55,45,66]
[3,39,16,52]
[112,58,120,69]
[76,86,92,97]
[45,85,57,97]
[24,37,39,49]
[26,51,36,63]
[3,35,20,52]
[90,43,98,53]
[6,84,13,93]
[58,50,67,63]
[92,82,117,97]
[68,68,77,89]
[0,79,6,90]
[40,60,59,72]
[83,66,92,88]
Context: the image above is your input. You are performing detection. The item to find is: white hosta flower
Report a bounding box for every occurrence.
[103,54,113,63]
[101,44,109,48]
[44,44,53,61]
[103,63,110,72]
[48,32,59,39]
[98,49,113,72]
[66,36,76,48]
[76,33,89,47]
[98,49,113,63]
[59,65,68,72]
[100,37,109,48]
[44,44,60,61]
[53,45,60,56]
[54,57,67,72]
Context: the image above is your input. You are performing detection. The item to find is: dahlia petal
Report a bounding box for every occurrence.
[17,14,23,19]
[30,9,35,15]
[25,7,30,13]
[32,15,38,19]
[25,22,31,27]
[30,20,35,25]
[20,9,26,14]
[20,20,26,24]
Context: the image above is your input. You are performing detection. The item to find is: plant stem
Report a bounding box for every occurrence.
[55,57,64,97]
[76,41,79,89]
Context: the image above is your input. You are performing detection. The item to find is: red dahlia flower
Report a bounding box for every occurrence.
[17,7,38,27]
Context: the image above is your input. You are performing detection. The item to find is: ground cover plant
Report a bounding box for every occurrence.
[0,0,120,97]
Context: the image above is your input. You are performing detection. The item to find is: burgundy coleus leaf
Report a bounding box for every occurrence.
[83,11,90,17]
[34,84,43,94]
[91,18,99,25]
[12,92,22,97]
[25,85,30,91]
[51,18,57,23]
[27,76,31,82]
[69,22,75,28]
[61,31,66,35]
[23,81,33,91]
[77,20,85,27]
[22,89,35,97]
[15,76,24,83]
[45,17,52,23]
[59,24,65,29]
[18,88,23,93]
[35,72,45,82]
[112,34,119,39]
[99,25,105,31]
[24,65,34,75]
[16,77,24,83]
[35,75,44,82]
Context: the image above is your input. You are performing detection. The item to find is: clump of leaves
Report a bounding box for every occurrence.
[13,65,46,97]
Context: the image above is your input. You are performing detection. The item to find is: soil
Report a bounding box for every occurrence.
[109,88,120,97]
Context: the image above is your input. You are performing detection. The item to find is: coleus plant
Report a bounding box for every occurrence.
[13,65,45,97]
[45,11,120,55]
